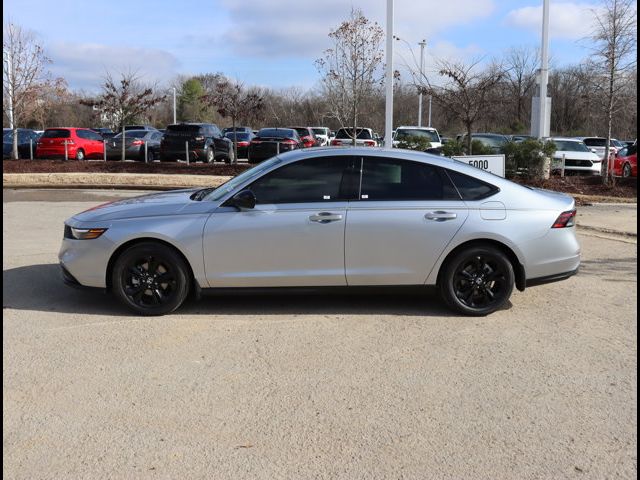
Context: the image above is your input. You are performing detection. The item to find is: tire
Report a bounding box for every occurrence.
[622,163,631,178]
[75,149,85,161]
[439,245,515,316]
[112,242,191,316]
[147,150,155,162]
[205,146,214,164]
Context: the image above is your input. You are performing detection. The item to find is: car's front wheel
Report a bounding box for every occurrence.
[439,245,514,316]
[112,242,190,315]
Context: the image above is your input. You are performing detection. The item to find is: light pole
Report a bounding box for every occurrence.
[384,0,394,148]
[418,40,426,127]
[3,48,16,159]
[537,0,550,138]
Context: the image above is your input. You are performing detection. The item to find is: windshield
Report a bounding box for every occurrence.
[583,138,606,147]
[395,129,440,143]
[225,132,251,140]
[204,157,283,201]
[257,128,296,139]
[312,128,328,135]
[292,128,311,137]
[553,140,590,152]
[474,135,507,148]
[114,130,147,139]
[336,128,372,139]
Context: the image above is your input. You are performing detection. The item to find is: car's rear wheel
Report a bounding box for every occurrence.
[76,149,85,161]
[112,242,190,316]
[439,245,514,316]
[147,150,155,162]
[622,163,632,178]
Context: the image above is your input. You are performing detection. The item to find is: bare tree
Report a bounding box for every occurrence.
[416,59,504,154]
[588,0,637,183]
[504,46,539,129]
[203,77,264,162]
[3,22,56,159]
[315,8,384,145]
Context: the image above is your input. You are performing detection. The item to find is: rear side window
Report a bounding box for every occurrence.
[360,157,459,201]
[42,129,70,138]
[445,169,499,200]
[249,156,359,204]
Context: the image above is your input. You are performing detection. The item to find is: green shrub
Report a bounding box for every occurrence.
[396,135,432,152]
[503,138,556,179]
[442,140,465,157]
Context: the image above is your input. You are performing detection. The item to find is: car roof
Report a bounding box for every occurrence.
[396,126,438,131]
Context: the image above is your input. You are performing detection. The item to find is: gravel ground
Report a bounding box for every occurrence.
[3,191,637,480]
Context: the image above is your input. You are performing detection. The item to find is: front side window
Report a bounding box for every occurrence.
[249,157,359,204]
[360,157,459,201]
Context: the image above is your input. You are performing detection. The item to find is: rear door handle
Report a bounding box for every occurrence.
[425,211,457,221]
[309,212,343,223]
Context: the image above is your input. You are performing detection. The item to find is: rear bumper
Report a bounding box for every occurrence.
[526,267,579,287]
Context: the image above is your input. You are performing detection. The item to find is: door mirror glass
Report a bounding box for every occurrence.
[226,189,256,209]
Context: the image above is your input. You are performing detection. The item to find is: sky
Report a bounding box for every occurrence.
[3,0,614,93]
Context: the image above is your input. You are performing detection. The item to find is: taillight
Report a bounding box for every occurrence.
[237,141,249,147]
[364,140,376,146]
[281,139,297,145]
[551,209,576,228]
[194,136,205,141]
[331,139,340,146]
[131,140,144,146]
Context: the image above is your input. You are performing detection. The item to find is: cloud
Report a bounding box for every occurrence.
[505,2,601,40]
[219,0,495,58]
[46,42,180,92]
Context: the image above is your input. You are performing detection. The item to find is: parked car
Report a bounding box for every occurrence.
[622,140,636,148]
[105,130,164,161]
[547,137,602,176]
[224,131,255,159]
[91,128,116,139]
[457,133,510,153]
[248,128,303,164]
[222,126,252,136]
[612,143,637,178]
[575,137,617,159]
[59,147,580,317]
[311,127,331,146]
[393,126,442,150]
[3,128,42,159]
[159,123,234,163]
[289,127,318,148]
[511,134,534,142]
[330,127,377,147]
[36,128,105,160]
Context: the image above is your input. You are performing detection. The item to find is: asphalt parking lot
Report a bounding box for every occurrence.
[3,190,637,479]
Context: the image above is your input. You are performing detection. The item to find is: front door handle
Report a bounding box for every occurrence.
[309,212,343,223]
[425,211,457,221]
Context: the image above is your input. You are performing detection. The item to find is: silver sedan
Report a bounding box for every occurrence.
[59,148,581,316]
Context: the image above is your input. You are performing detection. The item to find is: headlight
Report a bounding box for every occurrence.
[64,225,108,240]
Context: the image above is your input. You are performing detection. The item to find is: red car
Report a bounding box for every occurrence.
[36,128,105,160]
[612,143,637,178]
[288,127,317,148]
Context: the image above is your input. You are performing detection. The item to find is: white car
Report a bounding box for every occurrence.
[393,126,442,150]
[548,137,602,175]
[574,137,617,160]
[330,128,377,147]
[311,127,331,147]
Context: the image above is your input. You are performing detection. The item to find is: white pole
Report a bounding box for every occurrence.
[428,96,432,128]
[537,0,550,138]
[172,87,177,124]
[384,0,394,148]
[3,49,14,131]
[418,40,426,127]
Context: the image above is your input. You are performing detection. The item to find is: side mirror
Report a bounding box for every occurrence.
[225,189,256,210]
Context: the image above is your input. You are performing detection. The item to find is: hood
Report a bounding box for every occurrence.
[553,151,599,160]
[70,188,213,222]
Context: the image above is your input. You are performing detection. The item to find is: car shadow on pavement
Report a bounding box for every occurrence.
[3,263,458,317]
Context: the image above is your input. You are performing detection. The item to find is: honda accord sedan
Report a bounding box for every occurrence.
[59,148,580,316]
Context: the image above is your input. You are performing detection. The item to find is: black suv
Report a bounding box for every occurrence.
[159,123,234,163]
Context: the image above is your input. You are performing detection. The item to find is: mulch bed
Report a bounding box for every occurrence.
[3,159,250,176]
[3,160,637,201]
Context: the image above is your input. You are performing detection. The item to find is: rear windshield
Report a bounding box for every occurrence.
[583,138,606,147]
[225,132,251,140]
[166,124,204,133]
[474,135,507,147]
[553,140,590,152]
[42,129,71,138]
[257,129,297,139]
[395,129,440,143]
[114,130,147,139]
[292,128,311,136]
[336,128,372,139]
[312,128,328,135]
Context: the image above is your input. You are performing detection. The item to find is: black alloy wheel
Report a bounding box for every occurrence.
[440,245,514,316]
[113,242,190,315]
